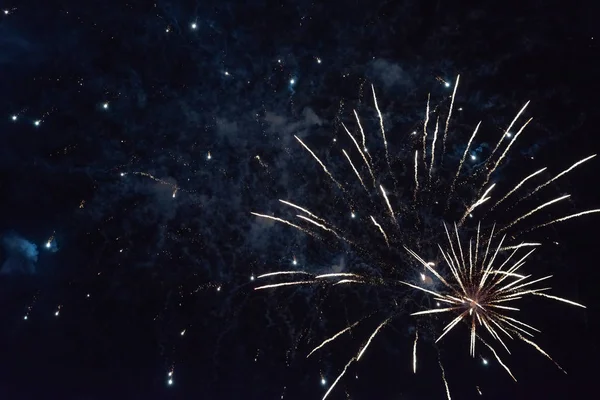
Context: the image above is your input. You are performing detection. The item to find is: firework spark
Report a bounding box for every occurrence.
[413,329,419,373]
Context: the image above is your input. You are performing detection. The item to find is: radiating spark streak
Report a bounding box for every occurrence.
[315,273,361,279]
[322,357,356,400]
[429,116,440,179]
[352,110,368,155]
[486,101,530,165]
[505,275,553,293]
[307,320,362,358]
[296,215,345,241]
[525,209,600,233]
[480,338,517,381]
[334,279,363,285]
[371,85,390,167]
[295,135,343,188]
[380,185,395,222]
[515,333,566,374]
[481,118,533,193]
[479,235,506,289]
[481,317,509,353]
[435,311,468,343]
[497,314,540,333]
[460,184,495,223]
[470,319,476,356]
[532,292,586,308]
[450,121,481,193]
[499,194,571,234]
[413,329,418,373]
[371,216,390,247]
[357,318,390,360]
[498,288,550,301]
[489,271,526,279]
[488,304,520,311]
[414,150,419,199]
[423,94,430,164]
[495,317,535,337]
[490,317,514,340]
[443,224,468,294]
[475,222,481,267]
[500,243,541,251]
[254,281,316,290]
[342,122,376,186]
[251,212,312,235]
[495,273,532,293]
[342,150,368,192]
[520,155,596,202]
[278,200,325,222]
[438,246,460,287]
[257,271,311,279]
[492,296,524,303]
[480,223,496,272]
[411,307,460,316]
[438,357,452,400]
[469,240,473,283]
[490,167,547,211]
[398,279,444,297]
[454,223,466,277]
[442,74,460,162]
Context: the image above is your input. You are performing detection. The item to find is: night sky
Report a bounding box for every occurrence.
[1,1,599,399]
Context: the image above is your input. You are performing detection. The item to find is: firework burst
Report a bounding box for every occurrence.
[404,221,585,382]
[251,76,596,398]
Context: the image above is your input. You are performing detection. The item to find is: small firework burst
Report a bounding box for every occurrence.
[404,222,585,381]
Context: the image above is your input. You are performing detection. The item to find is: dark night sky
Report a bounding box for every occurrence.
[0,0,599,399]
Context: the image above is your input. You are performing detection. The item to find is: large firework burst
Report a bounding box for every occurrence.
[251,76,596,398]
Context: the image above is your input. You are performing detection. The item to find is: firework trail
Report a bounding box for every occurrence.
[251,76,596,398]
